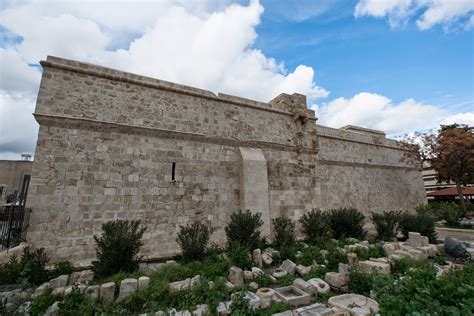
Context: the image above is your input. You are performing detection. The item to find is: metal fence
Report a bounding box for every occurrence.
[0,175,31,250]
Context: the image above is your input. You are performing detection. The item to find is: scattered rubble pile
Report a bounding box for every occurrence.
[1,232,470,315]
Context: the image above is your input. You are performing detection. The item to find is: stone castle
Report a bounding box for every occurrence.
[27,56,425,264]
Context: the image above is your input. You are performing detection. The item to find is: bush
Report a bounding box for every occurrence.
[299,209,331,244]
[377,263,474,314]
[349,270,393,296]
[227,242,252,270]
[92,220,146,279]
[272,216,295,248]
[329,208,365,239]
[371,211,401,241]
[29,290,56,315]
[437,202,464,227]
[0,247,74,286]
[50,261,74,279]
[229,291,257,315]
[176,222,211,262]
[225,210,263,249]
[399,212,437,243]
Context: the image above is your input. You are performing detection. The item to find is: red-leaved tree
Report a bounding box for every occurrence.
[401,124,474,213]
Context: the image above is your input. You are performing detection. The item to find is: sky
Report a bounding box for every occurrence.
[0,0,473,160]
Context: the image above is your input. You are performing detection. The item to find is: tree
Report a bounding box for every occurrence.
[401,124,474,213]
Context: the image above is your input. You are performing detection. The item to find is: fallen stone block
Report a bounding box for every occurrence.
[272,268,288,279]
[296,264,311,276]
[256,287,275,309]
[249,282,258,290]
[217,301,231,315]
[49,275,69,288]
[225,281,235,292]
[253,249,263,267]
[228,266,244,286]
[52,287,65,296]
[347,252,358,266]
[328,294,379,316]
[293,303,334,316]
[169,279,187,292]
[244,270,253,281]
[359,260,391,275]
[33,283,50,298]
[86,285,100,300]
[262,253,273,265]
[138,276,150,289]
[44,301,60,316]
[406,232,424,248]
[251,267,264,278]
[190,275,201,287]
[293,278,317,296]
[193,304,209,316]
[274,286,310,307]
[307,278,330,294]
[100,282,115,303]
[281,259,297,275]
[325,272,346,289]
[118,278,137,301]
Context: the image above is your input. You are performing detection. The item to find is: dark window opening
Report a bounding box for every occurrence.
[171,162,176,181]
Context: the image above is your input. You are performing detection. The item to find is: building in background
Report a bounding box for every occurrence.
[0,155,33,201]
[423,162,474,202]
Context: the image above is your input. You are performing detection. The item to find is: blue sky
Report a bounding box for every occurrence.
[0,0,473,159]
[256,0,473,109]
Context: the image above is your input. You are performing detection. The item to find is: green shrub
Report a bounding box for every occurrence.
[399,212,437,243]
[29,290,56,316]
[19,246,49,285]
[225,210,263,249]
[227,242,252,270]
[0,247,73,286]
[437,202,464,227]
[299,209,331,244]
[272,216,295,247]
[255,272,274,287]
[348,270,393,296]
[0,254,21,285]
[376,263,474,314]
[50,261,74,279]
[229,291,257,316]
[176,222,211,262]
[302,265,328,280]
[371,211,401,241]
[269,302,291,314]
[325,247,348,271]
[296,246,324,266]
[328,208,365,239]
[278,244,299,262]
[92,220,146,279]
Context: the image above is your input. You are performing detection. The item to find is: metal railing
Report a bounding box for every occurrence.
[0,175,31,251]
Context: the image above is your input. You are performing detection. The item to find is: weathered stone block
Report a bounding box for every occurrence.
[118,278,137,301]
[281,259,297,275]
[49,275,69,288]
[138,276,150,289]
[100,282,115,303]
[359,260,391,275]
[228,266,243,286]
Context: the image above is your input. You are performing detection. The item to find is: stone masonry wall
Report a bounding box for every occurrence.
[27,56,425,265]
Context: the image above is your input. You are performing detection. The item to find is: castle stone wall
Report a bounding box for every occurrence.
[27,56,425,265]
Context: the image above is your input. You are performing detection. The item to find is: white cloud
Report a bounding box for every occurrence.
[316,92,448,135]
[0,48,41,94]
[355,0,474,30]
[0,0,329,159]
[441,112,474,126]
[0,91,38,158]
